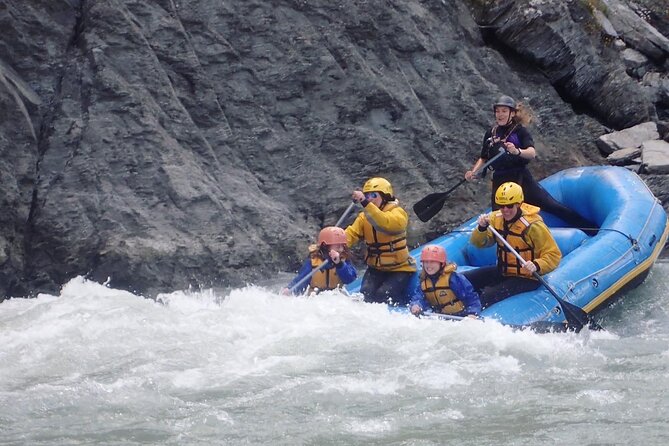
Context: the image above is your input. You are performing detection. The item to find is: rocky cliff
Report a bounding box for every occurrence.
[0,0,668,298]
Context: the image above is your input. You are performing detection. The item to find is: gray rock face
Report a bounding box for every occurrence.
[0,0,667,298]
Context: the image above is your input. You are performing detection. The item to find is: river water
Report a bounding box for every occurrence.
[1,262,668,445]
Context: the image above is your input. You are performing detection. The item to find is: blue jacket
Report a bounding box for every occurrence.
[286,258,357,294]
[409,271,481,316]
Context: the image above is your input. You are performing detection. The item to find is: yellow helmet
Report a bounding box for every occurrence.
[495,182,524,205]
[362,177,393,196]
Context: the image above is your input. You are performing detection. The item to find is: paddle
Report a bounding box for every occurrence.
[288,259,333,295]
[418,312,483,322]
[413,148,506,222]
[288,202,358,294]
[487,225,602,332]
[335,201,358,227]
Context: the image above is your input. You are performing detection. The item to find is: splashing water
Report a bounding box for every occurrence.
[1,263,668,445]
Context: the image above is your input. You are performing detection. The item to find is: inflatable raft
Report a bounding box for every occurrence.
[347,166,669,330]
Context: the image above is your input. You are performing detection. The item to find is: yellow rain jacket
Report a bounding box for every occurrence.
[345,200,417,273]
[470,203,561,278]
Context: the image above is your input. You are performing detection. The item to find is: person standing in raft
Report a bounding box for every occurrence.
[346,177,417,305]
[464,95,593,229]
[409,245,481,317]
[465,182,562,308]
[283,226,357,295]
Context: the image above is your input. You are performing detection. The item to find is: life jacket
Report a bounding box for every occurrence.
[362,202,411,271]
[484,123,529,174]
[420,263,465,314]
[307,245,345,292]
[491,205,542,278]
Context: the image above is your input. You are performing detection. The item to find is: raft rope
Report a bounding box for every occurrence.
[443,228,636,244]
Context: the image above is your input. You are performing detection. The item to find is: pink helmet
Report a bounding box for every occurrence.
[318,226,347,246]
[421,245,447,264]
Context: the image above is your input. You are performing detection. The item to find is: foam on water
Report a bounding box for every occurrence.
[1,265,668,445]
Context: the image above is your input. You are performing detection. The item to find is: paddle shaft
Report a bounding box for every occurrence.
[487,226,557,296]
[418,312,482,322]
[487,225,598,331]
[470,147,507,179]
[335,201,357,227]
[289,259,333,294]
[289,201,357,294]
[436,179,466,204]
[413,148,506,222]
[432,149,506,206]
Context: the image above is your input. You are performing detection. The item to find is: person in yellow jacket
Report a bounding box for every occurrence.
[346,177,417,305]
[466,181,561,307]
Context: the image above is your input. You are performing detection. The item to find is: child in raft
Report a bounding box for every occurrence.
[283,226,357,295]
[409,245,481,317]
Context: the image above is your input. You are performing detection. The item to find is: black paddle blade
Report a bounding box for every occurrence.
[558,297,602,332]
[413,179,467,222]
[413,192,448,222]
[532,272,602,332]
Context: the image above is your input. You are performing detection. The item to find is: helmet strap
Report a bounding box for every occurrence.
[504,207,522,224]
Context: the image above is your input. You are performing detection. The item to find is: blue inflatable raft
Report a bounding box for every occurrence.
[347,166,669,329]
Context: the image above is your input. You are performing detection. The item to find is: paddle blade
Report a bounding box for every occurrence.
[413,179,467,222]
[558,297,602,332]
[412,192,448,222]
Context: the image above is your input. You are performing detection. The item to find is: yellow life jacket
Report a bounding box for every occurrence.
[491,209,542,278]
[362,202,411,271]
[420,264,464,314]
[307,245,345,292]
